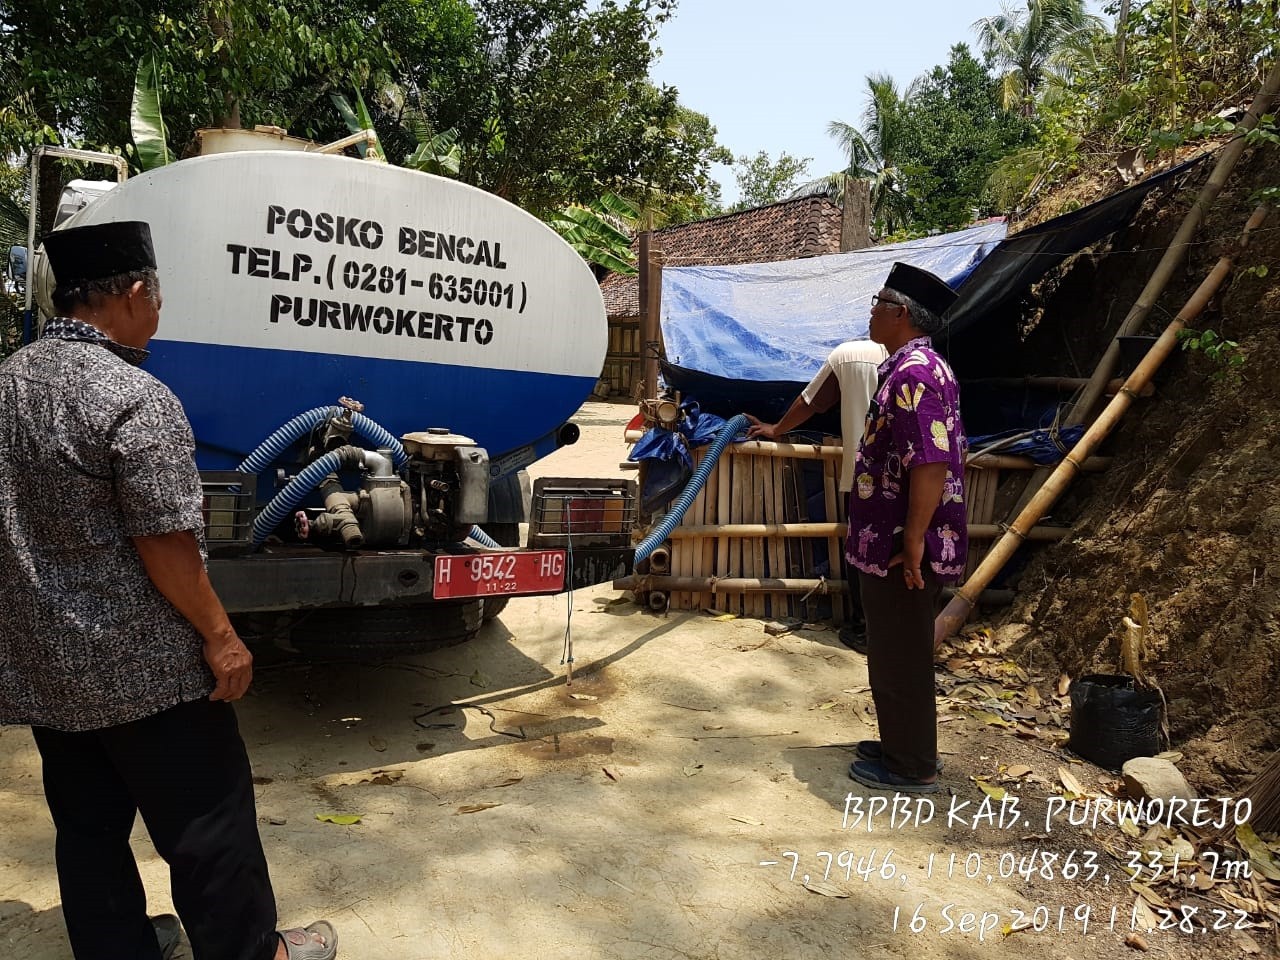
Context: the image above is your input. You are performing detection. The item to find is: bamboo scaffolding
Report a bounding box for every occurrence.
[617,576,1016,607]
[663,522,1069,540]
[1012,58,1280,513]
[935,203,1272,646]
[614,575,849,595]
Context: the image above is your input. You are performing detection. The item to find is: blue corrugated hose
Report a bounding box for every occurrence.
[633,414,748,564]
[237,407,408,478]
[251,447,356,546]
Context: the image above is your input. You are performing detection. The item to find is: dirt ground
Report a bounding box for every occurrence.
[2,402,1274,959]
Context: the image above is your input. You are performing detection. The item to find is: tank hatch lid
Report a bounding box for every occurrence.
[401,429,478,458]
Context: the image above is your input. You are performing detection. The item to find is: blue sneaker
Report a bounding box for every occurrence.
[848,758,939,794]
[856,739,944,772]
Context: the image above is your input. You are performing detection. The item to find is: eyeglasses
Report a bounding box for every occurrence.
[871,294,905,309]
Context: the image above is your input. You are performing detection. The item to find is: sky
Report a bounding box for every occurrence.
[649,0,1109,205]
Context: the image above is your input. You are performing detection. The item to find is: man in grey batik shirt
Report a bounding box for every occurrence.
[0,221,336,960]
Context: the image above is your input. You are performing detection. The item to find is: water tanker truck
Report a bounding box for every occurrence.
[20,137,636,655]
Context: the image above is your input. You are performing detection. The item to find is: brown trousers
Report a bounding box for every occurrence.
[859,566,943,781]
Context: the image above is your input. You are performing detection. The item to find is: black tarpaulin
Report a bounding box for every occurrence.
[942,153,1211,336]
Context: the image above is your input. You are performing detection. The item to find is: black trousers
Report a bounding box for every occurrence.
[859,567,943,781]
[31,698,279,960]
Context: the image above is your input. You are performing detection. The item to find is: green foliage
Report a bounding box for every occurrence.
[1177,327,1245,379]
[819,46,1032,234]
[895,45,1033,229]
[405,128,462,177]
[973,0,1104,116]
[0,190,27,248]
[1019,0,1278,198]
[823,73,913,235]
[730,151,811,211]
[0,0,729,225]
[330,91,387,162]
[548,193,640,275]
[130,52,174,171]
[0,0,393,163]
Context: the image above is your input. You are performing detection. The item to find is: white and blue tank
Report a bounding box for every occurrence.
[49,150,607,477]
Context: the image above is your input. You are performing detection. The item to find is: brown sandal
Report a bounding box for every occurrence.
[279,921,337,960]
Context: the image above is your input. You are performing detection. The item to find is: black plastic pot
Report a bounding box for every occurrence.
[1068,674,1164,771]
[1116,335,1173,385]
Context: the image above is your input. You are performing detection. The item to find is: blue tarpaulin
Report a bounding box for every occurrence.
[659,221,1007,382]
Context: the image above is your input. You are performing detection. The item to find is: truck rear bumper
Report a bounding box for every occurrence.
[209,545,633,613]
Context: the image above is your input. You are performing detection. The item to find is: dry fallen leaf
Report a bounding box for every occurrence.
[1003,915,1033,936]
[1237,823,1280,881]
[262,815,287,826]
[602,767,620,782]
[803,880,848,898]
[729,815,763,826]
[1005,764,1032,779]
[703,724,725,731]
[1130,882,1168,910]
[968,709,1013,727]
[368,736,387,752]
[1124,932,1149,952]
[315,813,363,825]
[1131,895,1163,932]
[711,613,736,621]
[1219,889,1260,913]
[363,769,404,786]
[1058,766,1089,798]
[486,775,523,789]
[569,693,598,701]
[1057,674,1071,696]
[455,802,502,815]
[816,701,837,711]
[975,779,1008,801]
[682,764,704,777]
[1232,932,1262,955]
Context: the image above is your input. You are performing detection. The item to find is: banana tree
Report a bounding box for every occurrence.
[548,193,639,275]
[131,52,174,171]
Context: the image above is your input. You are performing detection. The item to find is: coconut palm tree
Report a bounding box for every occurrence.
[795,72,914,235]
[973,0,1106,116]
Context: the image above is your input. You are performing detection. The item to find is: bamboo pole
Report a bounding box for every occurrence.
[1010,59,1280,514]
[664,522,1069,541]
[637,231,650,394]
[614,575,849,595]
[966,376,1152,395]
[935,204,1272,646]
[968,453,1111,471]
[623,435,1108,472]
[1071,62,1279,427]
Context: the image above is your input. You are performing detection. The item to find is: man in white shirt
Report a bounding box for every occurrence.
[744,339,888,650]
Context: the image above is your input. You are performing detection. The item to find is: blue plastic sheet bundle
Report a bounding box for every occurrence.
[968,424,1086,465]
[628,402,746,512]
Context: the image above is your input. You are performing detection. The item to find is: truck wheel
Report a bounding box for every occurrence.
[290,601,482,659]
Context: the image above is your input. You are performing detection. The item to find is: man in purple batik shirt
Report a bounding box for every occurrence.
[846,262,968,794]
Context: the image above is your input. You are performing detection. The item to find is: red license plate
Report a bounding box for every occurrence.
[433,550,567,599]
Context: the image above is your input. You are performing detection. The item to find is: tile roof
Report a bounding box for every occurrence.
[601,195,844,317]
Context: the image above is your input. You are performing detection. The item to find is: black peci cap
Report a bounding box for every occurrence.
[884,262,958,318]
[42,221,157,287]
